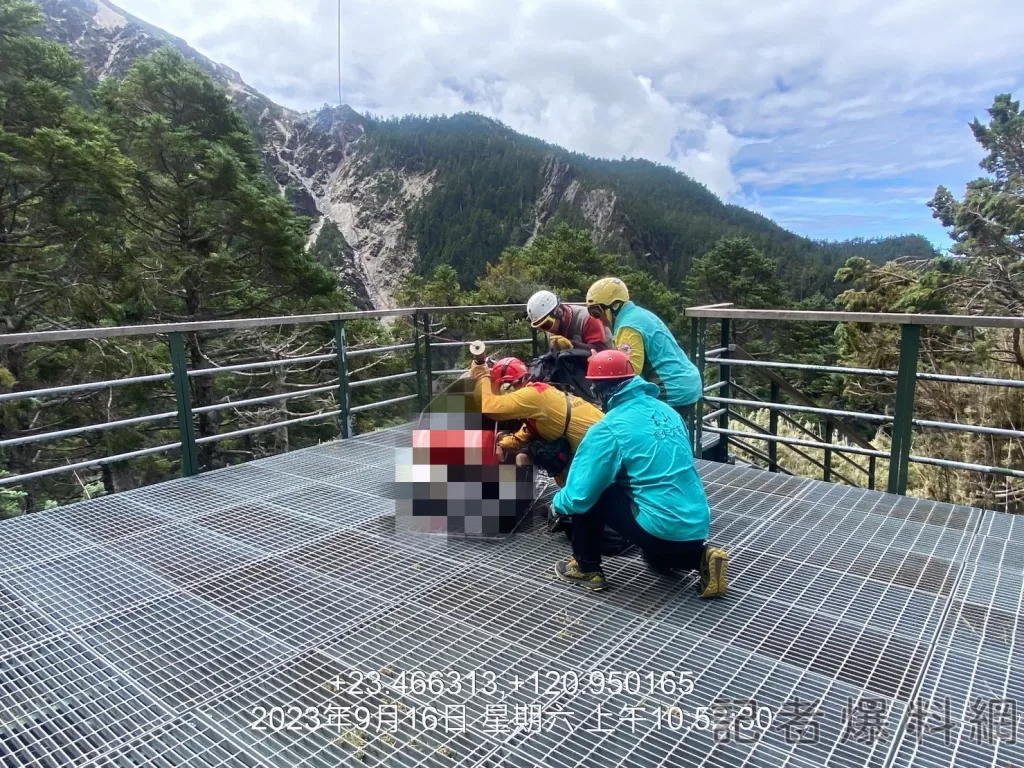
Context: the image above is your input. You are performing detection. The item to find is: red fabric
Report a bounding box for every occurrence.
[580,312,610,346]
[480,429,498,465]
[561,304,608,346]
[412,428,499,465]
[587,349,634,378]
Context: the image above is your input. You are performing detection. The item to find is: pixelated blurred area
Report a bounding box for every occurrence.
[392,374,537,540]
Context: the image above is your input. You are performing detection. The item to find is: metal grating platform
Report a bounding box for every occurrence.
[2,422,1022,767]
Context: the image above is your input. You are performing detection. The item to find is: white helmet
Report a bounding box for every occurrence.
[527,290,560,328]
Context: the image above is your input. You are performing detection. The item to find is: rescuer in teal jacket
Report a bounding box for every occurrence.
[551,349,727,596]
[585,277,703,408]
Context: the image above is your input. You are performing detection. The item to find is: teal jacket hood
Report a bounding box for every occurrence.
[605,376,660,409]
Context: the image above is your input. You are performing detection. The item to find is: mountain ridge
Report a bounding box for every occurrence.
[36,0,938,308]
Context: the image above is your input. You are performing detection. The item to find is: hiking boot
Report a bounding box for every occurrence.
[698,547,728,599]
[554,556,607,591]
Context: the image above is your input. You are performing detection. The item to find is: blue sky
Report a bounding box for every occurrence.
[111,0,1024,247]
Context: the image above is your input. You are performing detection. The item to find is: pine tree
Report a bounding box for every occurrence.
[0,0,134,511]
[97,48,340,468]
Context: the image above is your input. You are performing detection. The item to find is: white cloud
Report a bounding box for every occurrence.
[111,0,1024,234]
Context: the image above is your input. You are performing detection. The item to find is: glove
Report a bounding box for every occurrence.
[497,435,522,453]
[548,335,573,352]
[469,362,490,381]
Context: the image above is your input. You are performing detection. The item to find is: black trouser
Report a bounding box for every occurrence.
[571,483,706,572]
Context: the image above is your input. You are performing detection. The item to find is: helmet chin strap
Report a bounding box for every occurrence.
[605,300,626,327]
[549,306,564,332]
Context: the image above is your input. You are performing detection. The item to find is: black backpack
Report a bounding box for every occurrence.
[526,349,601,408]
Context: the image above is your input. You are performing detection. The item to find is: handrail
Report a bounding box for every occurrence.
[191,385,338,415]
[729,346,878,452]
[194,410,342,445]
[728,381,869,478]
[725,409,859,487]
[0,305,531,497]
[729,437,794,475]
[0,304,528,347]
[685,303,1024,329]
[3,298,1019,509]
[692,309,1021,500]
[0,442,182,487]
[705,354,1024,389]
[188,353,339,377]
[350,394,419,414]
[705,427,1024,481]
[704,426,888,459]
[0,373,173,403]
[0,411,178,449]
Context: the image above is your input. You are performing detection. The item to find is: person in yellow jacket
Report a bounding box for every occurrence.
[469,356,603,487]
[585,277,703,417]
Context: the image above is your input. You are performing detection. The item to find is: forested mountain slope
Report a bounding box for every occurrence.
[37,0,936,307]
[365,114,936,297]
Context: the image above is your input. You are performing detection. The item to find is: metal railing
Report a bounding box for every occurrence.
[685,304,1024,497]
[0,305,536,493]
[4,299,1020,507]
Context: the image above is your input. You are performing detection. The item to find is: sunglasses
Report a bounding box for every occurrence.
[536,316,557,331]
[587,304,606,318]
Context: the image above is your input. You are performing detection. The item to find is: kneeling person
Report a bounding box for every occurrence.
[550,350,727,597]
[470,357,603,487]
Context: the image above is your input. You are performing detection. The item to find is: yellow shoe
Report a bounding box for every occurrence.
[554,556,607,591]
[698,547,728,599]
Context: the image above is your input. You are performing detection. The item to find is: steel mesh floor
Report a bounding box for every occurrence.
[1,424,1018,767]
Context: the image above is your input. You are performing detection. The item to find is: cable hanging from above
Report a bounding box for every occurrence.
[337,0,343,107]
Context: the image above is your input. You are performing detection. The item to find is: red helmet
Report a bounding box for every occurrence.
[490,357,528,388]
[586,349,634,379]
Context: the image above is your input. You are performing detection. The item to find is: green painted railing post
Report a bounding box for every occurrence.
[334,319,350,439]
[768,381,780,473]
[422,312,433,403]
[169,332,199,477]
[715,318,731,462]
[868,456,877,491]
[823,421,834,482]
[689,317,700,443]
[693,317,707,458]
[413,313,425,411]
[531,326,539,358]
[887,324,921,495]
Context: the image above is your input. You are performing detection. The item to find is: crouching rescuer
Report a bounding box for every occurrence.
[469,356,603,488]
[550,349,728,597]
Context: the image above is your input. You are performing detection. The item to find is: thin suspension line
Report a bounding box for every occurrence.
[337,0,343,106]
